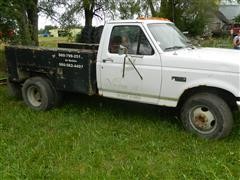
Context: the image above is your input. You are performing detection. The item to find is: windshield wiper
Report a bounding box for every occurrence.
[164,46,184,51]
[186,44,195,49]
[185,41,196,49]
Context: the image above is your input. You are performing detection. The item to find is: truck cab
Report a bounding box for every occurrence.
[97,19,163,105]
[97,19,240,108]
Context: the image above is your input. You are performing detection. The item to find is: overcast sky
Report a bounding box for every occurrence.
[38,15,54,29]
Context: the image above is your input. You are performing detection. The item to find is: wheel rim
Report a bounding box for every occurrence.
[189,105,217,134]
[27,86,42,107]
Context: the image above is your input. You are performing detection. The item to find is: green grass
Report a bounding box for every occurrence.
[0,37,240,179]
[39,37,71,48]
[200,36,233,48]
[1,87,240,179]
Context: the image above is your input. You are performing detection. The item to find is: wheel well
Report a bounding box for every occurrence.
[21,72,54,84]
[20,72,56,93]
[177,86,238,111]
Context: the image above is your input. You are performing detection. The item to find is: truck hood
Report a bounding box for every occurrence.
[162,47,240,73]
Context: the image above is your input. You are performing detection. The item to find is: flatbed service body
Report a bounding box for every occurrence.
[6,45,98,95]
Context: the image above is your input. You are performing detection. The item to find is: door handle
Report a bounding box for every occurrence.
[130,55,144,59]
[102,58,113,63]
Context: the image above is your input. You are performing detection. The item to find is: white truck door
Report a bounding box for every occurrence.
[99,25,162,104]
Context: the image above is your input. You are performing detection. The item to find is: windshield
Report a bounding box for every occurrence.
[148,23,190,51]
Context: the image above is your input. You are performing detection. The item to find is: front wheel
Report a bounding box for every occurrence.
[180,93,233,139]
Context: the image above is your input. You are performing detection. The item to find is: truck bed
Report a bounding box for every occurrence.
[6,45,98,95]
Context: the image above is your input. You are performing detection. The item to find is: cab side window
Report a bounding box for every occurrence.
[108,26,154,55]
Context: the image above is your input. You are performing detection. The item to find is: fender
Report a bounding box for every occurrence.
[180,78,240,98]
[159,77,240,108]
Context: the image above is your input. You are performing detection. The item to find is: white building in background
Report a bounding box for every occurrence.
[207,0,240,33]
[220,0,239,5]
[219,0,240,21]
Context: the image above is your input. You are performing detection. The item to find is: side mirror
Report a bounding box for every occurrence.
[118,45,128,55]
[183,31,189,35]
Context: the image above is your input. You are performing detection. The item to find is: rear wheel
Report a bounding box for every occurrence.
[22,77,55,111]
[180,93,233,139]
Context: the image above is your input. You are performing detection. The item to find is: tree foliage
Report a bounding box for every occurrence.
[38,25,59,34]
[149,0,220,36]
[0,0,38,45]
[0,5,17,42]
[110,0,141,19]
[234,14,240,23]
[40,0,109,27]
[1,0,238,45]
[109,0,220,36]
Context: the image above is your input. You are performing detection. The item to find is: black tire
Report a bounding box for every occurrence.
[44,78,63,106]
[7,79,22,99]
[180,93,233,139]
[22,77,55,111]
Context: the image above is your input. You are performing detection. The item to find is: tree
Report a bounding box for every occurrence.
[110,0,219,35]
[40,0,108,27]
[155,0,220,36]
[0,0,39,45]
[0,0,68,45]
[146,0,160,17]
[0,5,17,42]
[235,14,240,23]
[111,0,141,19]
[109,0,160,19]
[44,25,58,32]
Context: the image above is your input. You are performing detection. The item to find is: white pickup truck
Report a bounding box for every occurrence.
[6,19,240,139]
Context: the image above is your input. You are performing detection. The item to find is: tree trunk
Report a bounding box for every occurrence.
[27,0,39,46]
[17,8,32,45]
[83,0,95,27]
[15,0,39,46]
[84,9,93,27]
[147,0,157,17]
